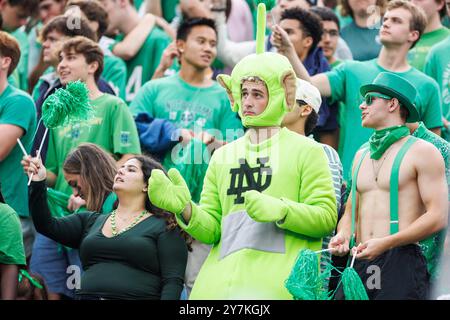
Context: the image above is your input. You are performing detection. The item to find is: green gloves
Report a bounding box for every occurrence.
[244,190,287,223]
[148,168,191,215]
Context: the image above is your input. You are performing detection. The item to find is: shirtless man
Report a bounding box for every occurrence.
[329,72,448,300]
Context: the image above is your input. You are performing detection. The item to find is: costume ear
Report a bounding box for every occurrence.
[281,70,297,111]
[217,74,236,110]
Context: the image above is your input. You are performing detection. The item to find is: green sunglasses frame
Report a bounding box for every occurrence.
[364,92,392,105]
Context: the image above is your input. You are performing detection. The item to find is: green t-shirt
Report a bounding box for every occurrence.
[7,70,20,88]
[335,6,353,30]
[327,58,443,181]
[329,59,346,155]
[114,27,171,103]
[0,85,37,217]
[162,0,179,23]
[133,0,144,11]
[46,94,141,196]
[340,21,382,61]
[408,27,450,72]
[103,55,127,101]
[0,203,26,265]
[330,59,343,69]
[10,28,29,91]
[424,36,450,142]
[129,73,243,138]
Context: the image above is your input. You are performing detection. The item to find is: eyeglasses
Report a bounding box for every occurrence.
[322,30,339,38]
[364,92,392,105]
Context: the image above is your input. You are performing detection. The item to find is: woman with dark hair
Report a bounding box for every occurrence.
[22,154,189,300]
[29,143,119,300]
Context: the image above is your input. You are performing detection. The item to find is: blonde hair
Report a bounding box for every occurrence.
[386,0,427,49]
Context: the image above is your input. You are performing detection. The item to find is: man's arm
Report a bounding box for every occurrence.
[270,25,332,97]
[152,42,179,80]
[145,0,162,16]
[179,0,212,19]
[0,264,18,300]
[387,143,448,245]
[329,149,365,255]
[0,125,24,161]
[112,14,156,61]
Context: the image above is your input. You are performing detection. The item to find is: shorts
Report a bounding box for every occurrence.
[20,217,36,259]
[335,244,430,300]
[30,233,82,298]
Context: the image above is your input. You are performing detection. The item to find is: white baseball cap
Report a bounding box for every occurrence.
[295,78,322,113]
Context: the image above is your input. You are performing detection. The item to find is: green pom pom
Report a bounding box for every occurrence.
[341,267,369,300]
[256,0,276,11]
[42,80,93,128]
[285,249,330,300]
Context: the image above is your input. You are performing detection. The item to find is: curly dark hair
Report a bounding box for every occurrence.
[132,155,193,251]
[281,7,323,52]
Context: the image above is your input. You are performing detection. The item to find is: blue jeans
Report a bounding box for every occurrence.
[30,233,82,298]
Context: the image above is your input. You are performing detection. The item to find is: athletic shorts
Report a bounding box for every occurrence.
[335,244,429,300]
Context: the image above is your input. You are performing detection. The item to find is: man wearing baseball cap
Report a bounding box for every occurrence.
[282,78,343,284]
[329,72,448,299]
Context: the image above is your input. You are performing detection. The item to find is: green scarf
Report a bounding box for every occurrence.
[369,125,410,160]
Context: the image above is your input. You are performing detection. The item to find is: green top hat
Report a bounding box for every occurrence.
[360,72,419,123]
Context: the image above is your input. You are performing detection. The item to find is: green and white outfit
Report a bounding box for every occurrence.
[177,128,337,299]
[149,7,338,299]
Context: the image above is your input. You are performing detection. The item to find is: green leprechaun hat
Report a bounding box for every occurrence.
[360,72,420,123]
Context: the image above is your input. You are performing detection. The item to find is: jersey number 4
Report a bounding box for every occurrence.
[126,66,143,102]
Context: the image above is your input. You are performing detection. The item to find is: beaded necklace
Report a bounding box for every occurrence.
[110,209,149,236]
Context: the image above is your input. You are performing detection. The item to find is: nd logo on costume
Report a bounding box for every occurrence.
[227,157,272,204]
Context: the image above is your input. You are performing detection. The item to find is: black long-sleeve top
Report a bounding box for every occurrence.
[29,181,188,300]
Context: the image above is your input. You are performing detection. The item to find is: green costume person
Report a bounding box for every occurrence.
[148,4,337,299]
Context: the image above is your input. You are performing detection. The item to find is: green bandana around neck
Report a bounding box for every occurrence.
[368,125,410,159]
